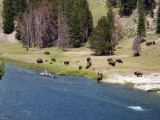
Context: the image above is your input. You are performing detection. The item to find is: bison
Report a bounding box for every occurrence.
[134,52,140,57]
[51,58,56,62]
[37,58,43,63]
[64,61,69,65]
[87,57,91,62]
[86,61,92,69]
[146,42,152,46]
[79,66,82,70]
[97,73,103,82]
[116,59,123,63]
[45,60,48,62]
[134,71,143,77]
[107,58,113,62]
[109,60,115,66]
[44,51,50,55]
[153,41,156,45]
[49,62,53,64]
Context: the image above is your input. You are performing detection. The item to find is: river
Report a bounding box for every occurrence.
[0,63,160,120]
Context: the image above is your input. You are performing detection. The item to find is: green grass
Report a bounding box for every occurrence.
[147,88,160,92]
[124,82,135,88]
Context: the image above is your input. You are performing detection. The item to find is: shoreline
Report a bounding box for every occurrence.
[1,57,160,92]
[103,73,160,91]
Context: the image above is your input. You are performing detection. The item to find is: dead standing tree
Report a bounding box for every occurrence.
[55,7,70,50]
[133,36,141,56]
[20,2,57,48]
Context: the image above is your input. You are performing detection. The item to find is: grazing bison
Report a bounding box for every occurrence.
[146,42,152,46]
[64,61,69,65]
[109,60,115,66]
[51,58,56,62]
[86,61,92,69]
[44,51,50,55]
[116,59,123,63]
[79,66,82,70]
[97,73,103,82]
[134,52,140,57]
[49,62,53,64]
[87,57,91,62]
[134,71,143,77]
[153,41,156,45]
[107,58,113,62]
[37,58,43,63]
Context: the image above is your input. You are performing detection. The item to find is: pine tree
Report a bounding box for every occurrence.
[120,0,137,16]
[69,7,82,47]
[137,1,145,37]
[89,16,112,55]
[157,3,160,34]
[2,0,14,34]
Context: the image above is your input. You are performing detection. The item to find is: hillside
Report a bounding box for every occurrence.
[0,0,160,90]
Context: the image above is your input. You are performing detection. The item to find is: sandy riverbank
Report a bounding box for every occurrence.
[104,73,160,91]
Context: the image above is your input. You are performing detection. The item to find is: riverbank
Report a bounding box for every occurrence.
[0,37,160,91]
[104,73,160,91]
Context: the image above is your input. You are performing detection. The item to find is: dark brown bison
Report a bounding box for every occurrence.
[153,41,156,45]
[51,58,56,62]
[87,57,91,62]
[109,60,115,66]
[97,73,103,82]
[116,59,123,63]
[134,71,143,77]
[146,42,152,46]
[49,62,53,64]
[37,58,43,63]
[64,61,69,65]
[134,52,140,57]
[26,47,28,51]
[44,51,50,55]
[86,61,92,69]
[107,58,113,62]
[79,66,82,70]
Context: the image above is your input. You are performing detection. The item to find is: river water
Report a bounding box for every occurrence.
[0,63,160,120]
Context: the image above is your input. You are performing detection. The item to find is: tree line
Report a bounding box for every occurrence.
[2,0,160,56]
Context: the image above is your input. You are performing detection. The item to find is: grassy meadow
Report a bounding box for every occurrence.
[0,0,160,81]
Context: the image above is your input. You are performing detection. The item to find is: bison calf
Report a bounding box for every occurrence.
[134,71,143,77]
[37,58,43,63]
[116,59,123,63]
[64,61,69,65]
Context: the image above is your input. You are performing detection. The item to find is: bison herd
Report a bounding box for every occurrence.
[107,58,123,66]
[37,51,143,82]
